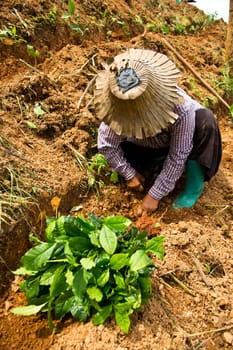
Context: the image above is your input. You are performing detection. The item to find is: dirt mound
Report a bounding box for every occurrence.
[0,0,233,349]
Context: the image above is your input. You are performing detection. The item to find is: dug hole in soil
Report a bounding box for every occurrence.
[0,0,233,349]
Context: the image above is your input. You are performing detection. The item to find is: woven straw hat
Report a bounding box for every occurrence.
[94,48,183,139]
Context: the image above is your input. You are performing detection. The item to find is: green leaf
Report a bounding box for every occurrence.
[46,216,95,243]
[68,0,75,15]
[70,297,90,322]
[29,233,43,244]
[93,304,112,325]
[12,26,17,35]
[99,225,117,255]
[114,271,126,289]
[103,216,131,232]
[22,276,40,299]
[77,215,96,234]
[129,250,152,272]
[65,269,74,286]
[34,103,46,116]
[230,104,233,116]
[13,266,33,275]
[88,153,107,172]
[88,213,102,228]
[21,243,57,271]
[50,265,67,298]
[110,171,119,183]
[126,290,142,310]
[27,45,39,58]
[61,13,71,20]
[72,268,92,298]
[114,310,130,334]
[69,236,92,252]
[97,269,109,287]
[45,220,58,242]
[25,121,37,129]
[89,231,101,247]
[64,241,77,265]
[110,253,129,270]
[11,303,47,316]
[146,236,165,260]
[95,252,110,268]
[139,276,152,299]
[125,270,139,285]
[55,295,74,320]
[114,301,134,314]
[80,257,96,270]
[25,276,40,300]
[56,216,70,236]
[71,24,82,32]
[87,286,103,302]
[64,216,94,236]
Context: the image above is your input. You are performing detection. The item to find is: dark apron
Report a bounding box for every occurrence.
[120,108,222,181]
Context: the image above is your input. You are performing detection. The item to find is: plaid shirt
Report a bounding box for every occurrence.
[97,88,202,200]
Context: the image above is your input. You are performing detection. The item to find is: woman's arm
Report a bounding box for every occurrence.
[97,122,137,181]
[148,103,196,200]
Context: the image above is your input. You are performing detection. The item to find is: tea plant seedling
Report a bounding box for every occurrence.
[88,153,119,184]
[11,214,165,334]
[27,45,40,66]
[67,145,118,195]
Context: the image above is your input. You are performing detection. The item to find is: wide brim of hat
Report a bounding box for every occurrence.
[94,48,184,138]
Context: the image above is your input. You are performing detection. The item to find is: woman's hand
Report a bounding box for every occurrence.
[126,172,145,192]
[138,193,159,215]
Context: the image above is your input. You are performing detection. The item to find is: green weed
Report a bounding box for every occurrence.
[184,77,201,98]
[62,0,88,35]
[0,25,26,44]
[90,9,130,38]
[202,96,218,109]
[0,164,36,228]
[147,12,218,36]
[217,66,233,96]
[34,8,57,25]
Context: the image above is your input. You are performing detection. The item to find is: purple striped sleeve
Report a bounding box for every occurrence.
[97,122,137,180]
[148,103,196,200]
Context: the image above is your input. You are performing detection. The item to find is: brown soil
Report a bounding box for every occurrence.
[0,1,233,349]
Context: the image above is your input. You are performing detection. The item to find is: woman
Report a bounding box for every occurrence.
[94,48,222,213]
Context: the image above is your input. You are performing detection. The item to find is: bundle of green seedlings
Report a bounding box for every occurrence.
[11,214,165,334]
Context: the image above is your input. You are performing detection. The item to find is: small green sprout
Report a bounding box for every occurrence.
[205,263,212,274]
[33,103,46,117]
[27,45,40,65]
[25,121,37,129]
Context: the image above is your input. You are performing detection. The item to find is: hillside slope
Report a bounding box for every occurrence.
[0,1,233,349]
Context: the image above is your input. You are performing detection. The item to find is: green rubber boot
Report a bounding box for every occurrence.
[172,160,205,209]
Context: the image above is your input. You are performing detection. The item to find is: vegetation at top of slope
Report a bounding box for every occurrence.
[0,0,219,60]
